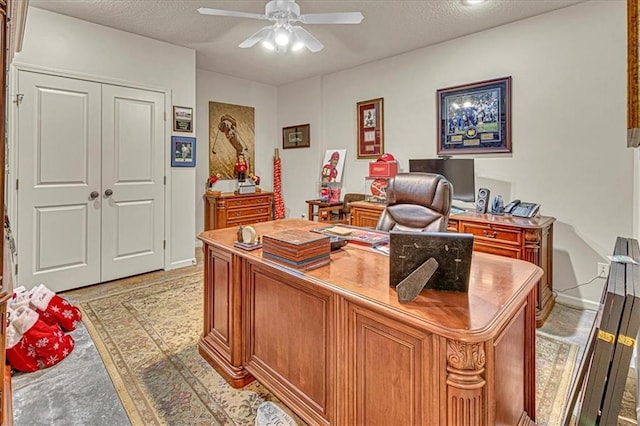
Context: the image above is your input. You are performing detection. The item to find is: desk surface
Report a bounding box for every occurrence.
[199,218,541,340]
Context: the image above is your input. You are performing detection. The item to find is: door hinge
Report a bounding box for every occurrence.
[15,179,18,190]
[14,93,24,105]
[14,263,17,276]
[164,176,166,185]
[164,111,167,121]
[163,240,166,249]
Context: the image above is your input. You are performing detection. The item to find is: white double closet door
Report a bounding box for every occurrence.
[17,71,165,292]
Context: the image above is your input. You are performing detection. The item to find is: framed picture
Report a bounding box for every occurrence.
[356,98,384,159]
[171,136,196,167]
[282,124,310,149]
[173,106,193,132]
[320,149,347,183]
[437,77,511,155]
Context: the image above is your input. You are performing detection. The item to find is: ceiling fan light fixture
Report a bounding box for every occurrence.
[461,0,486,5]
[274,28,290,46]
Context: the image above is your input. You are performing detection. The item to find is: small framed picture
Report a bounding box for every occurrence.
[171,136,196,167]
[282,124,310,149]
[356,98,384,159]
[173,106,193,132]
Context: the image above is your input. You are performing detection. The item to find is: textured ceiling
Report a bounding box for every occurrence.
[29,0,586,86]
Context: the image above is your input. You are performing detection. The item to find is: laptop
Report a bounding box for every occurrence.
[389,231,474,293]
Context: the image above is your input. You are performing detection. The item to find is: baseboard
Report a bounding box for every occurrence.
[555,293,600,311]
[167,258,197,270]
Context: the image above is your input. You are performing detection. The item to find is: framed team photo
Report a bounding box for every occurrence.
[437,77,511,155]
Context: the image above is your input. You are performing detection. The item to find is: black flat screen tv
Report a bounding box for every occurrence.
[408,158,475,202]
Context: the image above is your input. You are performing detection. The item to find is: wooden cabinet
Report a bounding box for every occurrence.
[349,200,385,228]
[203,192,273,231]
[448,212,555,327]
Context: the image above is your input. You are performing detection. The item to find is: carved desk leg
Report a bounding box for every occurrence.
[446,340,486,425]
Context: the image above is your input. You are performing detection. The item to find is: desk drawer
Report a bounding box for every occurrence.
[460,222,522,246]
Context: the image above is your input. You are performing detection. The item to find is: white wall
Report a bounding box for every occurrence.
[277,1,629,308]
[195,69,278,237]
[12,7,197,269]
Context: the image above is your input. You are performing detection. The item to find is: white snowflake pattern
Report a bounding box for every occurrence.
[62,348,69,356]
[53,342,59,350]
[50,305,60,313]
[27,346,36,357]
[46,354,58,365]
[36,337,49,348]
[61,299,70,306]
[72,320,79,329]
[54,330,63,339]
[62,310,73,319]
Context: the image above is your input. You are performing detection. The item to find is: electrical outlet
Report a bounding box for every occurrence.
[597,262,610,278]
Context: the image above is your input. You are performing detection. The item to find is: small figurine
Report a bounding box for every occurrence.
[235,153,248,182]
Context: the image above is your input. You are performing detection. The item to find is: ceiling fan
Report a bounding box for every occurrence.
[198,0,364,53]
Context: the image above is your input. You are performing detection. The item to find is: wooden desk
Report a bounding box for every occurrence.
[348,200,385,228]
[448,212,555,327]
[306,199,345,223]
[203,191,273,230]
[350,202,555,327]
[198,219,541,425]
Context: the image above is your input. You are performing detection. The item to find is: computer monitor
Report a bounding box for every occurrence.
[408,158,475,202]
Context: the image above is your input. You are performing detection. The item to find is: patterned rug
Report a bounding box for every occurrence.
[67,263,579,425]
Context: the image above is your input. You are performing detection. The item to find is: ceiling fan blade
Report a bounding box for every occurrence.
[299,12,364,25]
[197,7,267,21]
[238,26,273,48]
[292,26,324,53]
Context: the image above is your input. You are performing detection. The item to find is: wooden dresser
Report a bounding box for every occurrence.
[203,191,273,231]
[350,201,555,327]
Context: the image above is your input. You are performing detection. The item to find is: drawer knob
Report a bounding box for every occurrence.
[483,230,498,238]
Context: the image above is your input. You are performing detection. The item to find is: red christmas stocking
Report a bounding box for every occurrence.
[6,307,40,372]
[10,306,75,370]
[29,284,82,331]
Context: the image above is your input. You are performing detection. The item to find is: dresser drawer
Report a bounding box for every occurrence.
[226,206,271,220]
[226,214,271,227]
[220,195,272,209]
[473,241,521,259]
[460,222,522,246]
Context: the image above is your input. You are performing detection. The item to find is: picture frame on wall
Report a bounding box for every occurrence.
[171,136,196,167]
[356,98,384,159]
[437,77,511,155]
[173,105,193,132]
[282,124,310,149]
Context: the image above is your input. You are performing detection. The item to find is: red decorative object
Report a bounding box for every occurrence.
[369,160,398,178]
[370,178,388,200]
[273,149,285,219]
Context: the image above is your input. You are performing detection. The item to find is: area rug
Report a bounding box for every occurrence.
[67,264,295,426]
[68,263,579,425]
[535,334,579,425]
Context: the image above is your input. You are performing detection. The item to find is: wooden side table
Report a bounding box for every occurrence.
[306,199,345,223]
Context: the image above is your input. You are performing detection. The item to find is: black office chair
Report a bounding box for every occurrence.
[375,173,452,232]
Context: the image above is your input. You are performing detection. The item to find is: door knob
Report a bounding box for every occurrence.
[104,189,113,197]
[90,191,99,200]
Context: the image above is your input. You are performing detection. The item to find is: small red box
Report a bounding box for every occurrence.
[369,161,398,178]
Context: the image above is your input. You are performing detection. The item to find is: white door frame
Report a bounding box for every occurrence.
[8,62,173,275]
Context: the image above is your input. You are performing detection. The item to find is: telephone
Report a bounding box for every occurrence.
[503,199,540,218]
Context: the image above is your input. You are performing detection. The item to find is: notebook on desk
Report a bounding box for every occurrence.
[389,231,474,293]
